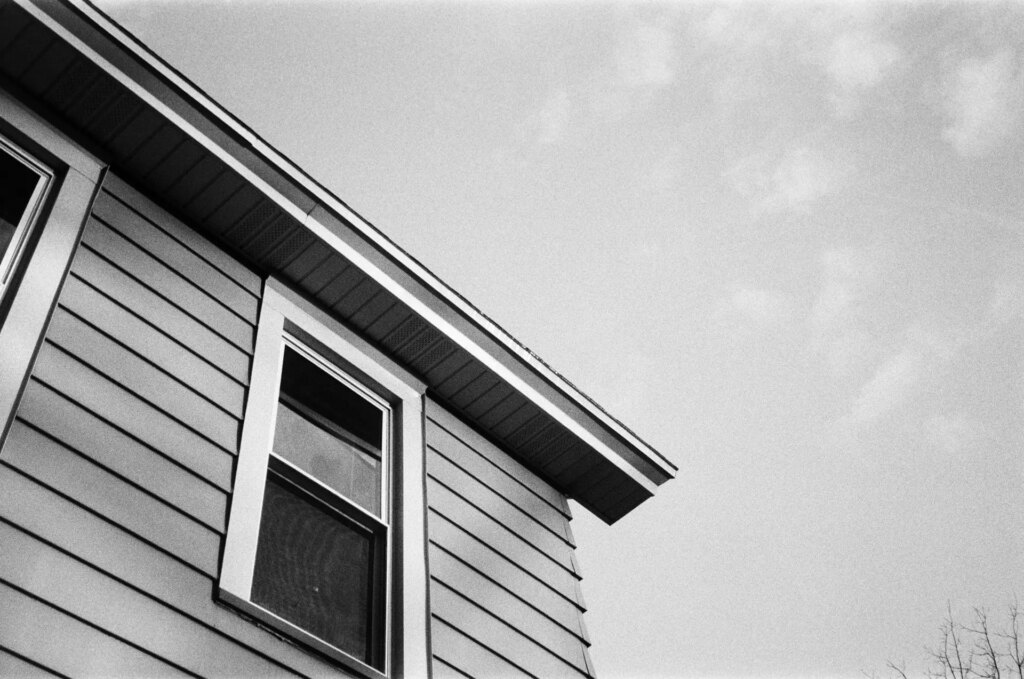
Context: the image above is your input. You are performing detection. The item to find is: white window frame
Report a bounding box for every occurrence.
[220,279,429,679]
[0,134,53,299]
[0,87,105,446]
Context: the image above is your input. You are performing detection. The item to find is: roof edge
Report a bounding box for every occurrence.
[23,0,678,484]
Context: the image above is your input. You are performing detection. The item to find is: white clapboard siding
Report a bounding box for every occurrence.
[0,175,363,677]
[425,400,595,679]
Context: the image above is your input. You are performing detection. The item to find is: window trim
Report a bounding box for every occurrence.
[0,134,53,296]
[0,87,105,447]
[220,279,429,679]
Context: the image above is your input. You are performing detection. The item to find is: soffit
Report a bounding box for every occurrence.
[0,0,675,523]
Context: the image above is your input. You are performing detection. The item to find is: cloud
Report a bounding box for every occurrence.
[529,88,573,146]
[808,248,883,378]
[924,414,991,455]
[985,280,1024,329]
[844,345,925,425]
[823,30,902,116]
[728,147,844,216]
[811,248,879,331]
[727,288,794,327]
[615,19,676,89]
[841,325,958,427]
[942,49,1024,158]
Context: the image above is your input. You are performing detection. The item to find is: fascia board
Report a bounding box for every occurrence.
[21,0,677,485]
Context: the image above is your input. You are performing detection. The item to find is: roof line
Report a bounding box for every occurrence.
[58,0,678,477]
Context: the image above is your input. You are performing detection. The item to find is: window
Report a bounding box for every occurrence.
[0,88,104,446]
[220,281,428,678]
[0,135,51,304]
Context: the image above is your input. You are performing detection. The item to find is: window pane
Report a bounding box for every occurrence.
[274,400,381,513]
[252,475,379,666]
[275,346,384,515]
[0,148,43,279]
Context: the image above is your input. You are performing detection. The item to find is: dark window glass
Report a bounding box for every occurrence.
[252,475,380,665]
[0,148,43,282]
[274,346,384,515]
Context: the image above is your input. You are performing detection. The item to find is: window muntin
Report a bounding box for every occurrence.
[252,338,390,670]
[0,135,51,300]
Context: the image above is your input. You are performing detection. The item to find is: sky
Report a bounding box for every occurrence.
[97,2,1023,677]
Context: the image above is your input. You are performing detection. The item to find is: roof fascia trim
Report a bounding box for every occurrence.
[22,0,675,486]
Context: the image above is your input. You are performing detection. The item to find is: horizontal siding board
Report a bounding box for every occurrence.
[0,580,189,678]
[45,311,238,452]
[0,524,299,677]
[31,343,233,489]
[0,647,63,678]
[101,175,261,297]
[2,423,220,577]
[430,583,590,679]
[432,657,473,679]
[428,481,579,589]
[0,468,346,678]
[81,220,255,354]
[428,510,584,614]
[427,413,571,521]
[428,451,574,560]
[430,546,589,650]
[17,380,226,533]
[60,274,245,417]
[73,244,251,382]
[431,619,531,679]
[90,191,257,324]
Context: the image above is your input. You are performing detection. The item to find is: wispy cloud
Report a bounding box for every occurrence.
[725,287,795,327]
[844,344,925,425]
[811,248,878,332]
[615,18,676,89]
[841,324,959,428]
[727,146,845,216]
[923,413,992,455]
[807,248,884,379]
[823,30,902,116]
[531,88,572,146]
[942,49,1024,158]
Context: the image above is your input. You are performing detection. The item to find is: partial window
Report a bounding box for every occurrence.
[252,342,389,668]
[219,282,427,679]
[0,135,51,302]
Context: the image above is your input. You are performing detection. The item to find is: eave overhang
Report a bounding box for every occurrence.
[2,0,677,523]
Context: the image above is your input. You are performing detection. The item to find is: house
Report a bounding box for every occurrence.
[0,1,677,676]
